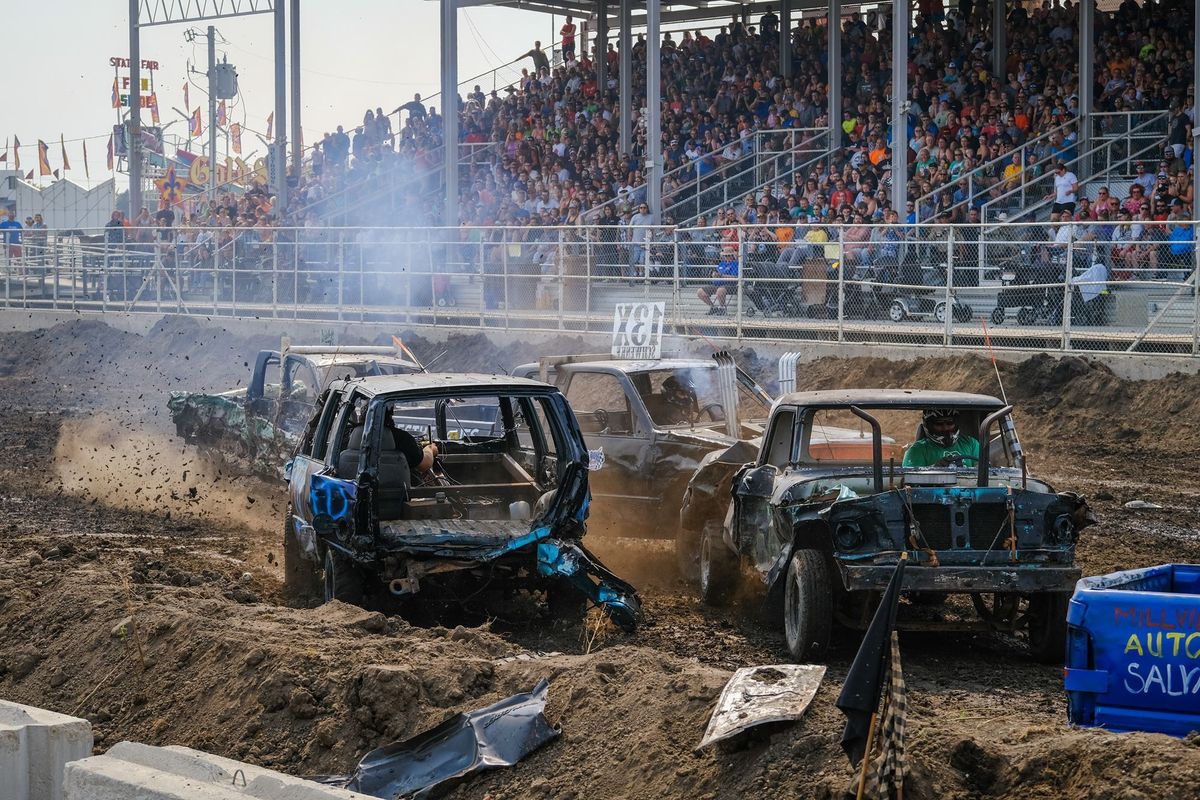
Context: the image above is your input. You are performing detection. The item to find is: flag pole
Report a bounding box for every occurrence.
[854,711,879,800]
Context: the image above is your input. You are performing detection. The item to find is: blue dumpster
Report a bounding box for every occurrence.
[1066,564,1200,736]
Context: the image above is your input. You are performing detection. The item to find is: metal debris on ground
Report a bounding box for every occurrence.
[1123,499,1164,510]
[697,664,827,749]
[324,679,559,799]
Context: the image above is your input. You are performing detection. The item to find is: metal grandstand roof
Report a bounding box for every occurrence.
[448,0,873,27]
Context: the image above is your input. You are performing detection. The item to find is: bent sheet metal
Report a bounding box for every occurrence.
[698,664,826,749]
[328,679,559,799]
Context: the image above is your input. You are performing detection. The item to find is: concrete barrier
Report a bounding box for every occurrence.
[0,700,94,800]
[64,740,370,799]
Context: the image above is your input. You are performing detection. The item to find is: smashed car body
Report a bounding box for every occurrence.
[513,354,773,555]
[684,390,1093,663]
[283,372,641,630]
[168,340,420,478]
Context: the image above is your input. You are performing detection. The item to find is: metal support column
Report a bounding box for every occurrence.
[596,0,608,96]
[619,0,632,155]
[128,0,142,215]
[646,0,661,221]
[891,0,908,215]
[290,0,301,175]
[273,1,288,210]
[992,0,1005,79]
[827,0,841,153]
[1078,0,1093,180]
[780,0,792,78]
[208,26,218,201]
[442,0,459,227]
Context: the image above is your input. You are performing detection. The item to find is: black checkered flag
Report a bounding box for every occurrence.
[856,630,910,800]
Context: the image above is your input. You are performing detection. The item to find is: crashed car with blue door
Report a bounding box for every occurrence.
[169,339,421,478]
[683,389,1094,663]
[283,372,641,630]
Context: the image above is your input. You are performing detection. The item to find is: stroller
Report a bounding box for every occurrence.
[877,259,973,323]
[989,246,1065,326]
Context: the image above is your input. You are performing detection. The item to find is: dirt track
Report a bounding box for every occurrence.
[3,317,1200,799]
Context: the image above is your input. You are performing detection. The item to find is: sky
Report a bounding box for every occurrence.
[2,0,559,188]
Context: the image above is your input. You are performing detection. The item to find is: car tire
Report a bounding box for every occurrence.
[990,307,1006,326]
[323,546,366,606]
[282,504,321,601]
[699,521,740,606]
[675,526,701,583]
[783,549,833,662]
[888,300,906,322]
[1028,592,1070,664]
[934,301,948,323]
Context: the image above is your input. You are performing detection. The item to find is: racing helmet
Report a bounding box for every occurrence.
[921,408,960,447]
[662,374,697,414]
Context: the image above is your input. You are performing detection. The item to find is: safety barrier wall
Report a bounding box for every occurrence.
[2,222,1198,357]
[0,700,93,800]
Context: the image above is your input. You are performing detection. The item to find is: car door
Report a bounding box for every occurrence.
[564,369,653,514]
[734,407,794,570]
[287,388,359,558]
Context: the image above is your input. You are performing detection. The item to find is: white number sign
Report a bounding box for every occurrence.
[611,302,665,359]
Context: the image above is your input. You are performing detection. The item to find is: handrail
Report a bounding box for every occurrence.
[979,112,1167,224]
[912,117,1079,224]
[667,130,831,225]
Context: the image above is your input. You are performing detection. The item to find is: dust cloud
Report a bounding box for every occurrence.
[52,414,280,535]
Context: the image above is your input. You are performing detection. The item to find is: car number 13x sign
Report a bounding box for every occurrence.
[611,302,665,359]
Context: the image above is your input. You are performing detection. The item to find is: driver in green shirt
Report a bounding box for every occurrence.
[903,408,980,467]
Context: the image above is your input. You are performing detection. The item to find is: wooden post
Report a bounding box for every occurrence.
[855,711,879,800]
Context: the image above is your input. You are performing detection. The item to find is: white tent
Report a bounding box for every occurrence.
[0,171,115,231]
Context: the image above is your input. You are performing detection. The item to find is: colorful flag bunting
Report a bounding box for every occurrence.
[107,133,114,171]
[150,92,160,125]
[183,82,189,112]
[0,138,6,163]
[230,122,242,154]
[217,100,227,127]
[13,136,20,171]
[83,139,90,180]
[24,170,33,181]
[266,112,274,141]
[190,108,203,138]
[37,140,51,177]
[59,135,70,172]
[112,78,121,109]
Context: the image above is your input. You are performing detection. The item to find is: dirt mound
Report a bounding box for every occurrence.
[5,317,1200,799]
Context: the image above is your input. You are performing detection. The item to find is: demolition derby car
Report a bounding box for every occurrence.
[168,339,421,478]
[514,353,773,552]
[282,372,641,630]
[681,390,1093,662]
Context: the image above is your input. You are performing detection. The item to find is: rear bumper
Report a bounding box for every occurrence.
[837,562,1081,593]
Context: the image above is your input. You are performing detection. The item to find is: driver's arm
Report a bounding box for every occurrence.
[902,441,930,468]
[394,427,438,472]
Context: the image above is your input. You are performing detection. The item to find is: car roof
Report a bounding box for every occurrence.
[334,373,554,397]
[560,359,720,373]
[301,354,420,369]
[778,389,1006,409]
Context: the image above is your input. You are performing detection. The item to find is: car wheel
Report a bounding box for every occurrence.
[675,525,701,583]
[1028,592,1070,664]
[783,549,832,662]
[699,521,740,606]
[934,301,948,323]
[282,503,321,601]
[323,546,365,606]
[888,299,906,322]
[990,307,1005,326]
[1017,307,1037,326]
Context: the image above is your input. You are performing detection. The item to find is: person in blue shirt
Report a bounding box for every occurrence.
[0,212,23,258]
[697,257,737,315]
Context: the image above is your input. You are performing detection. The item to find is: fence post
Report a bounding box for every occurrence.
[944,225,955,346]
[502,228,510,331]
[1193,243,1199,356]
[735,231,744,338]
[101,238,108,313]
[293,229,300,319]
[336,230,344,322]
[836,228,845,343]
[672,234,681,335]
[557,228,565,331]
[1062,238,1074,351]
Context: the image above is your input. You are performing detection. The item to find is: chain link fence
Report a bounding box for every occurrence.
[2,222,1198,357]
